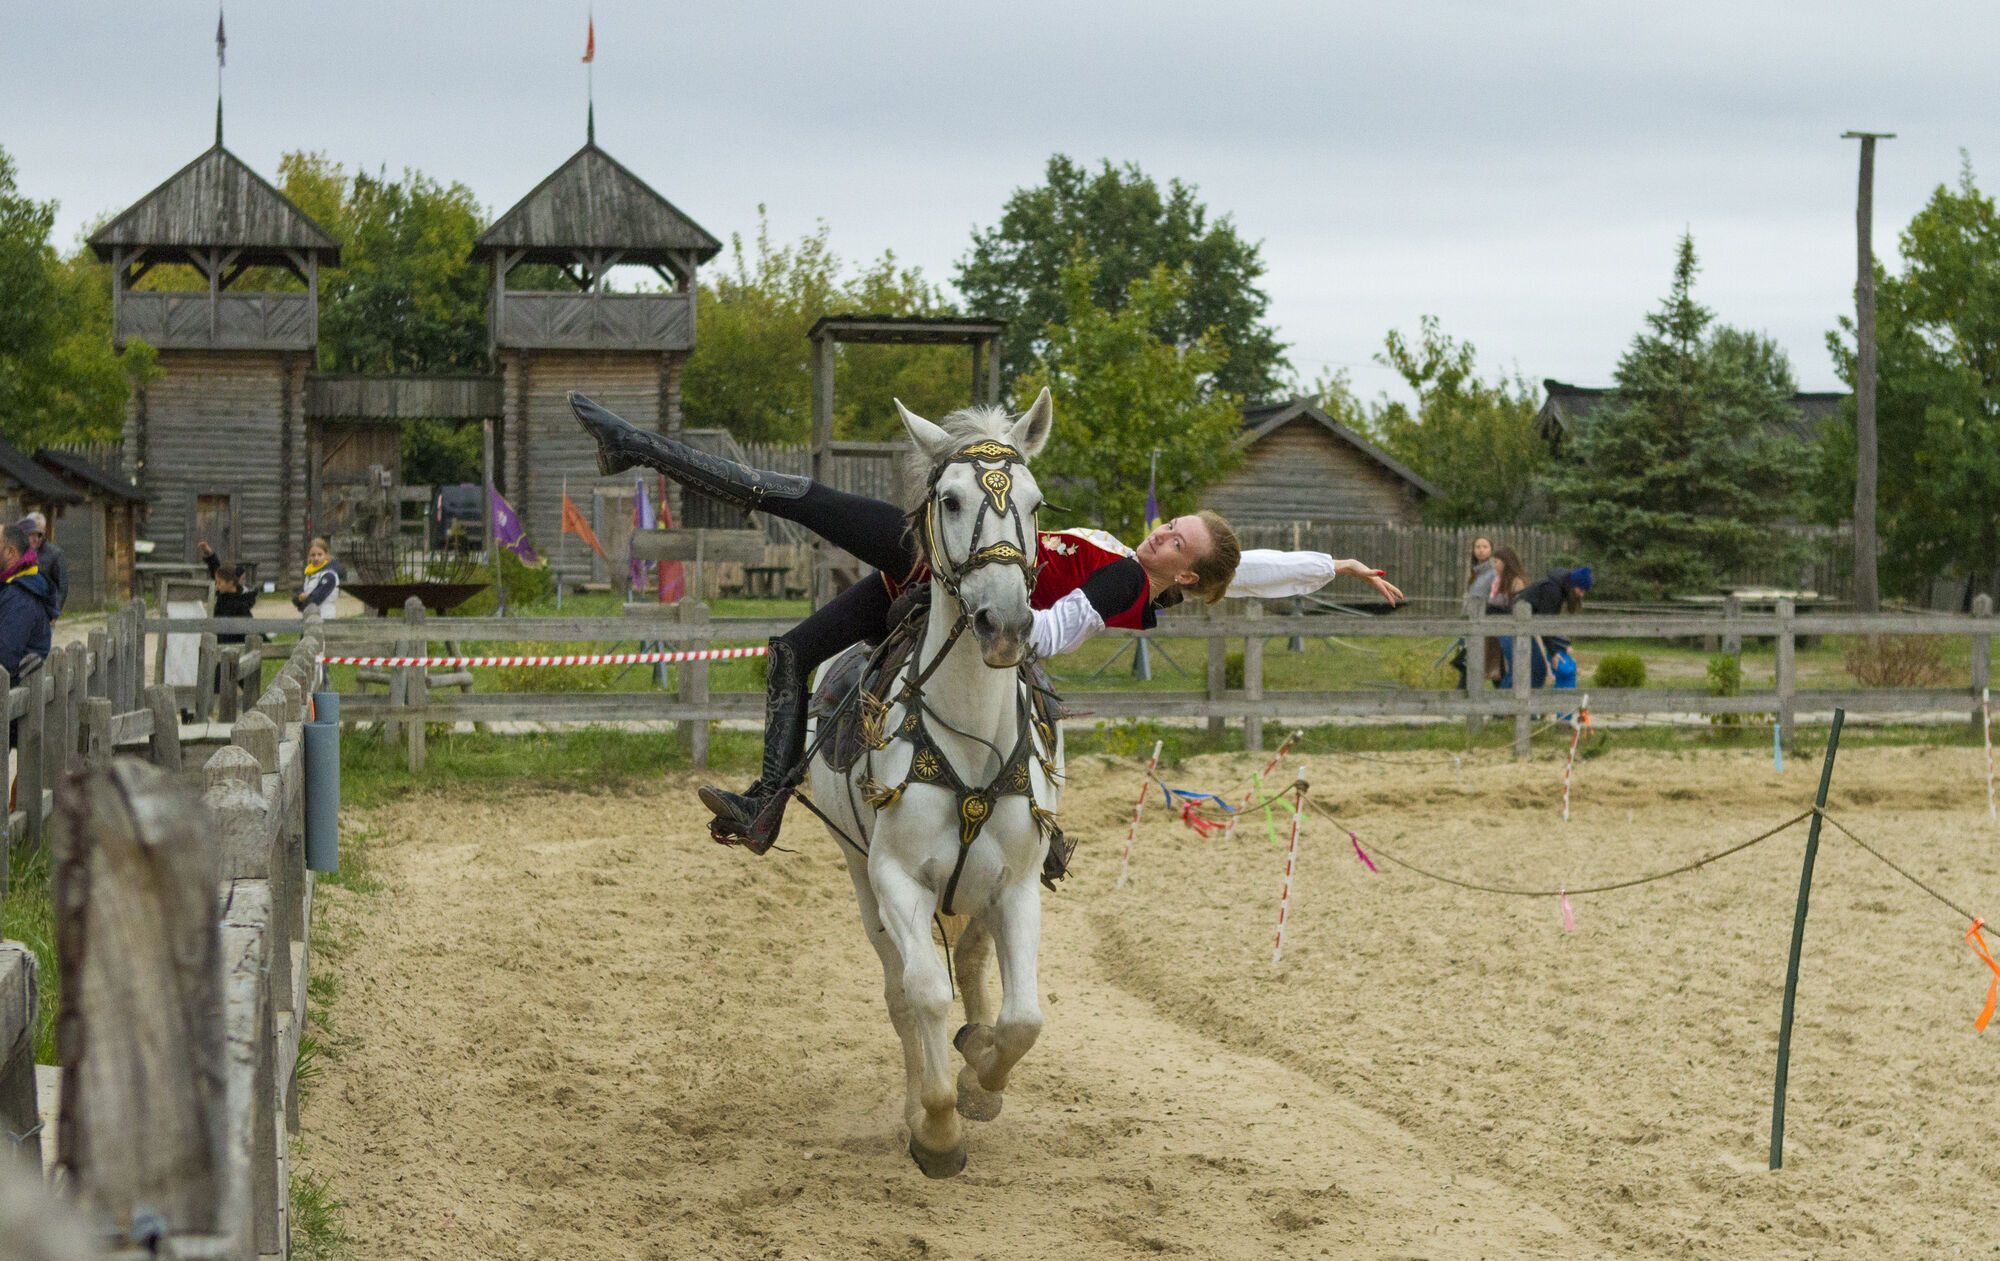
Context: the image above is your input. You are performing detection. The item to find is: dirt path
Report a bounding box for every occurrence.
[300,783,1577,1260]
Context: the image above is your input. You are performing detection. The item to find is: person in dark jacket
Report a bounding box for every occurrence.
[1497,566,1593,688]
[22,513,65,620]
[0,523,56,679]
[198,540,259,643]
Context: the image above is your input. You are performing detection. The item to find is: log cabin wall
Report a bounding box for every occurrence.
[127,349,309,576]
[1206,415,1427,526]
[500,348,686,585]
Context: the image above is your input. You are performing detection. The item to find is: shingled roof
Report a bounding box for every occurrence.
[35,449,144,503]
[0,438,80,507]
[1239,398,1439,499]
[1537,379,1847,451]
[87,144,340,266]
[476,143,721,266]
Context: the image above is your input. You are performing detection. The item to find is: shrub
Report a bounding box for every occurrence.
[1224,650,1245,690]
[1592,652,1647,689]
[1842,635,1950,688]
[1386,640,1456,690]
[450,550,554,617]
[1706,652,1743,727]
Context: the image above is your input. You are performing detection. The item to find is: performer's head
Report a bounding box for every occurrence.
[1136,510,1240,605]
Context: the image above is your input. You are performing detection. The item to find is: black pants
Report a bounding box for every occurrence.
[763,483,918,677]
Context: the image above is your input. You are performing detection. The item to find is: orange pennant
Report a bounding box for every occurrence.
[1968,919,1999,1033]
[561,493,608,561]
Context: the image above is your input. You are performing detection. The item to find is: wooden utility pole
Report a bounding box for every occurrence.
[1844,131,1894,613]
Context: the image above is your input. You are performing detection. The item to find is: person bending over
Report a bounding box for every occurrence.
[570,392,1402,853]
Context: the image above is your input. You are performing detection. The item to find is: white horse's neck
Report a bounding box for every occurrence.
[915,584,1020,777]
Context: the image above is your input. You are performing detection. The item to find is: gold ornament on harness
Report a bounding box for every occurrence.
[861,777,905,810]
[978,466,1013,514]
[858,690,892,749]
[913,749,943,781]
[958,793,991,846]
[967,541,1028,568]
[954,440,1021,462]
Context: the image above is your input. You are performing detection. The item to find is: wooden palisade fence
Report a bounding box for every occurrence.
[145,594,1997,768]
[0,609,324,1259]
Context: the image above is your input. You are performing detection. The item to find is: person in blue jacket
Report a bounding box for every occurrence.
[0,522,56,679]
[1496,566,1592,689]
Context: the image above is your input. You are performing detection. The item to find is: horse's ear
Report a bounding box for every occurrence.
[1009,388,1053,457]
[895,399,953,462]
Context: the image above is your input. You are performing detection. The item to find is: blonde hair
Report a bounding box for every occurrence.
[309,536,331,554]
[1186,509,1241,604]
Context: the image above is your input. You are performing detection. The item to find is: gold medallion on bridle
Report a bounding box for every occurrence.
[913,749,942,781]
[978,467,1013,514]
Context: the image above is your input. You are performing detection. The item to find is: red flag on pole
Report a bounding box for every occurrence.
[582,15,595,63]
[656,481,685,603]
[560,493,608,561]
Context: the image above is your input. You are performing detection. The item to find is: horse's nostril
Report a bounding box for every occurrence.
[973,608,999,635]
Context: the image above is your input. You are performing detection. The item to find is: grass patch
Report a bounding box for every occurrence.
[0,845,57,1064]
[290,1169,351,1261]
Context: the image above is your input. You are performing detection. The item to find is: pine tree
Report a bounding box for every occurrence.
[1550,235,1807,596]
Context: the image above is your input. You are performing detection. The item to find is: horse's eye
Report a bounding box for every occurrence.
[942,495,963,513]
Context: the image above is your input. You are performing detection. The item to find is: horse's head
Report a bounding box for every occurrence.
[896,390,1053,669]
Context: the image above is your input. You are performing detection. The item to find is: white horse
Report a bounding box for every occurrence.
[806,392,1062,1178]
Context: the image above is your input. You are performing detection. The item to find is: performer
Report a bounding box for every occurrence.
[570,393,1403,852]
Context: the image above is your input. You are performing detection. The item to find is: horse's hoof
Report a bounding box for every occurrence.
[953,1023,975,1053]
[908,1137,968,1179]
[955,1065,1004,1122]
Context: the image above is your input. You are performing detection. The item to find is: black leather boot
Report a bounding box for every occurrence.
[698,638,808,853]
[569,391,810,513]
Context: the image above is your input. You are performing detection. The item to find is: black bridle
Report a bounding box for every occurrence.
[919,438,1041,607]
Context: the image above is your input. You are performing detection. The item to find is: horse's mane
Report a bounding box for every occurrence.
[895,403,1018,575]
[896,404,1016,509]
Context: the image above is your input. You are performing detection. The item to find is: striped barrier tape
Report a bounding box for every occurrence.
[317,646,769,668]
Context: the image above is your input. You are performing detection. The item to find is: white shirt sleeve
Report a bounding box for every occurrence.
[1227,550,1341,599]
[1031,587,1106,659]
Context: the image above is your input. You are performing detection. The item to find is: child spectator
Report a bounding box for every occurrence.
[294,537,340,619]
[198,540,259,643]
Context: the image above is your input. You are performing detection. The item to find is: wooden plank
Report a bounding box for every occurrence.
[630,529,767,564]
[1241,601,1264,751]
[52,763,225,1238]
[0,943,39,1172]
[1511,602,1534,758]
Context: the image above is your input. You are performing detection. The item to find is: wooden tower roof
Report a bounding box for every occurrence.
[87,144,340,267]
[475,143,721,266]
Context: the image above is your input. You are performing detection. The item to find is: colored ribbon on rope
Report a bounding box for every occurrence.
[1348,829,1377,873]
[1968,918,1999,1033]
[1774,722,1785,774]
[1560,887,1576,933]
[1115,740,1164,890]
[1228,730,1300,837]
[1561,694,1589,821]
[318,646,768,668]
[1272,770,1308,964]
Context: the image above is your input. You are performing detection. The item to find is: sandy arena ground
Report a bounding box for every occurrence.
[298,743,2000,1259]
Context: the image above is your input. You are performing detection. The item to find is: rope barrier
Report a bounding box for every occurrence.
[1812,808,1984,927]
[1307,799,1815,897]
[317,647,768,668]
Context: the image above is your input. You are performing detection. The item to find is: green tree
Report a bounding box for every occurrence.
[0,145,149,447]
[1367,317,1544,525]
[1548,235,1807,596]
[958,155,1286,400]
[1011,255,1244,538]
[1818,157,2000,601]
[681,210,967,443]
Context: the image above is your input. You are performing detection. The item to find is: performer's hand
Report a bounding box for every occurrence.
[1367,571,1404,607]
[197,540,212,557]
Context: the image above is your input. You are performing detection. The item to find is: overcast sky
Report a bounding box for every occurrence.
[5,1,1992,403]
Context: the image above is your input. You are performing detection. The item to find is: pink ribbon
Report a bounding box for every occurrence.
[1560,887,1576,933]
[1348,831,1378,873]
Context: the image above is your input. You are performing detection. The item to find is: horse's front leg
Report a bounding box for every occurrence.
[872,861,966,1178]
[959,876,1043,1097]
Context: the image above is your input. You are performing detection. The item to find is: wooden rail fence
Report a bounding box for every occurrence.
[1,611,324,1259]
[145,594,1997,766]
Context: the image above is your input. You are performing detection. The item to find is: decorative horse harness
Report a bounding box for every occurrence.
[832,439,1064,913]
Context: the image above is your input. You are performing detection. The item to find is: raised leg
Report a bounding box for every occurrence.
[950,920,1006,1121]
[870,858,966,1177]
[958,878,1043,1098]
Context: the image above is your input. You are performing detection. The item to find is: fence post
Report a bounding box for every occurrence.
[676,601,711,769]
[241,634,264,715]
[1464,592,1487,738]
[403,597,427,774]
[145,684,183,771]
[1206,602,1227,739]
[0,941,40,1172]
[231,712,281,776]
[1770,708,1846,1169]
[1971,594,1992,737]
[1723,592,1744,657]
[194,632,218,723]
[20,667,46,853]
[82,697,111,769]
[1242,601,1264,752]
[52,762,226,1240]
[86,628,107,699]
[46,645,71,783]
[1775,597,1797,751]
[217,647,242,723]
[1511,602,1534,759]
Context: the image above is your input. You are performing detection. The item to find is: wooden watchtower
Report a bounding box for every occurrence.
[90,143,339,580]
[475,142,720,585]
